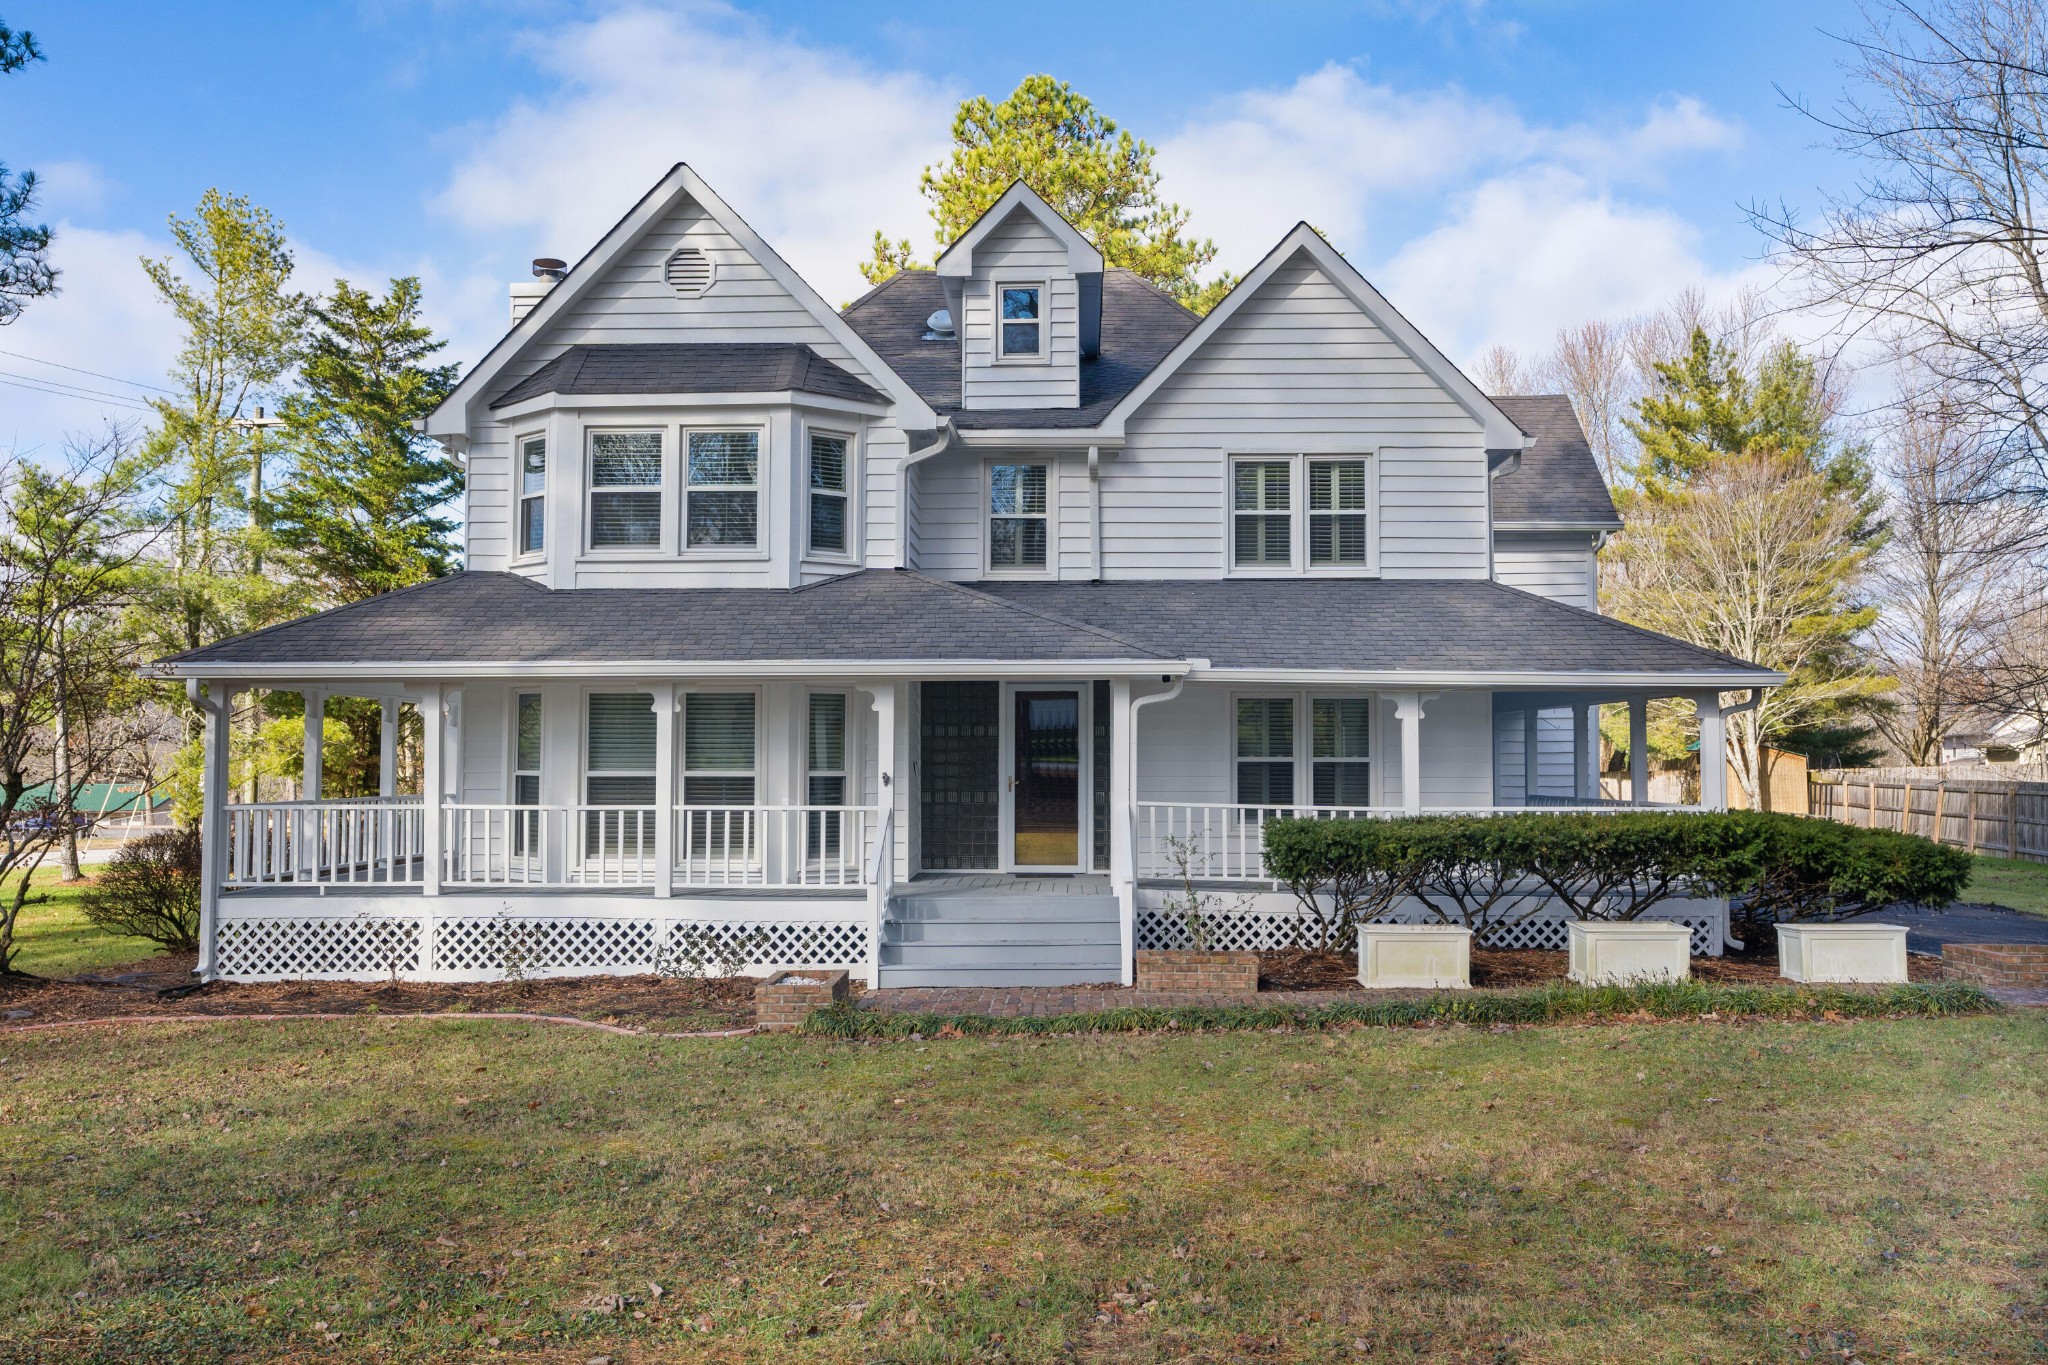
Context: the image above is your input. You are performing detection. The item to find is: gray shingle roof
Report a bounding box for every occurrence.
[166,570,1772,680]
[489,343,886,410]
[972,578,1770,676]
[838,269,1198,430]
[163,570,1175,667]
[1489,395,1622,528]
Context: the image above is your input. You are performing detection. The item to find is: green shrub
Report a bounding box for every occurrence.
[1262,811,1971,948]
[78,828,202,952]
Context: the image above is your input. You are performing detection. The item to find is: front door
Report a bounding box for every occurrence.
[1008,688,1083,870]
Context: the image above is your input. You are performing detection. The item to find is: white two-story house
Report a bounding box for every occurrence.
[161,166,1778,987]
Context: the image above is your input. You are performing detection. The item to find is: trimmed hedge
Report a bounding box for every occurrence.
[1262,811,1972,949]
[801,979,1996,1038]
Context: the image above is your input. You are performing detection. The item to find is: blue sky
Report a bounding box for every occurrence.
[2,0,1870,454]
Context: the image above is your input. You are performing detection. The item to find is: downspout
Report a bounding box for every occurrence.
[1121,671,1187,982]
[897,419,957,570]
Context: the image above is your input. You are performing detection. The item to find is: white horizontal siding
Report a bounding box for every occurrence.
[1494,531,1598,608]
[960,211,1080,410]
[458,684,506,804]
[908,449,1081,580]
[1493,707,1588,803]
[1110,251,1491,579]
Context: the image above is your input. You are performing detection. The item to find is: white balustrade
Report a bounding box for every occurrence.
[1134,803,1390,880]
[223,799,426,887]
[674,805,875,888]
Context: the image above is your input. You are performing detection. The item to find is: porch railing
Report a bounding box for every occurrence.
[1134,800,1705,881]
[223,800,883,890]
[223,799,427,887]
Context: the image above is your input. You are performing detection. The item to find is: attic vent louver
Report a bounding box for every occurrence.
[665,247,715,297]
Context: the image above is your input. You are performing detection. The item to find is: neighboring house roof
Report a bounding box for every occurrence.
[159,570,1178,670]
[16,781,169,813]
[840,269,1199,430]
[1489,395,1623,529]
[973,578,1774,680]
[490,343,887,410]
[162,571,1777,684]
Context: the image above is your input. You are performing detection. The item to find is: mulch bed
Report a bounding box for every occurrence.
[1257,946,1947,990]
[0,952,757,1031]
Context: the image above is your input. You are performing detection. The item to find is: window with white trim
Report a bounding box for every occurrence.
[685,430,760,550]
[807,692,848,859]
[1233,459,1292,567]
[998,285,1042,358]
[1236,697,1295,806]
[517,436,546,557]
[514,693,542,806]
[683,692,757,857]
[989,463,1049,569]
[585,693,655,806]
[1311,698,1372,806]
[808,431,850,556]
[1308,459,1369,566]
[587,431,662,549]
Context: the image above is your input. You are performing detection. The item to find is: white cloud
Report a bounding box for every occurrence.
[431,2,957,309]
[1155,65,1754,362]
[0,223,179,458]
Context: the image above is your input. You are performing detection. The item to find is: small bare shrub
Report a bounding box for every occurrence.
[78,828,201,951]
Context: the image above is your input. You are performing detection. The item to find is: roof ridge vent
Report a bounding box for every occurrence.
[665,246,715,297]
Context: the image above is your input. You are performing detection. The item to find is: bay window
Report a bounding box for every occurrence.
[517,435,546,557]
[808,431,850,556]
[685,430,760,550]
[587,431,662,549]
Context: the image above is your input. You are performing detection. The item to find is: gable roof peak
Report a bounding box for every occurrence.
[934,181,1105,278]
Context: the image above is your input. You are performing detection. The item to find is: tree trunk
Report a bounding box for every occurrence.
[54,624,82,882]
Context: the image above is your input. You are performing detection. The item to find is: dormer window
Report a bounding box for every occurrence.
[998,285,1042,358]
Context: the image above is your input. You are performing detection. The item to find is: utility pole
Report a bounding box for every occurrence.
[228,407,286,801]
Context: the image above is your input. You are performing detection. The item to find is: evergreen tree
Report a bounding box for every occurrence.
[0,16,55,321]
[271,277,461,600]
[862,75,1234,312]
[1607,327,1887,803]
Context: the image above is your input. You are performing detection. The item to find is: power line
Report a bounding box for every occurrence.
[0,375,153,413]
[0,347,175,396]
[0,367,160,407]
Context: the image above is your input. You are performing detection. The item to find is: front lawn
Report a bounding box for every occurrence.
[3,1014,2044,1363]
[3,864,150,980]
[1969,853,2048,917]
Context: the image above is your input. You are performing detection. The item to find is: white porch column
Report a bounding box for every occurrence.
[1696,691,1727,811]
[301,688,323,802]
[1394,692,1429,815]
[651,683,677,898]
[421,683,445,896]
[194,680,235,980]
[1572,703,1591,803]
[379,699,399,799]
[1628,698,1649,806]
[1522,707,1540,804]
[859,681,903,988]
[1109,678,1135,986]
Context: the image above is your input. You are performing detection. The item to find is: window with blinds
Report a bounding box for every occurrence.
[1233,460,1292,566]
[686,431,759,549]
[518,436,546,557]
[807,692,848,859]
[1236,697,1295,806]
[1309,459,1368,566]
[1312,698,1372,806]
[514,694,542,805]
[683,693,756,806]
[989,463,1048,569]
[808,432,849,556]
[587,431,662,549]
[584,693,655,806]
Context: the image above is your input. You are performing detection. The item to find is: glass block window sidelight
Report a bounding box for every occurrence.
[587,432,662,549]
[686,431,760,549]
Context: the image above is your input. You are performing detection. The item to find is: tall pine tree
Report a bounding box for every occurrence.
[271,277,461,601]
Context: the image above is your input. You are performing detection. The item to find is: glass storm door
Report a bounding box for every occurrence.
[1011,689,1082,869]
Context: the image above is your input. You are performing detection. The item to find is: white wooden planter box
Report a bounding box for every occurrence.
[1776,923,1908,984]
[1567,920,1691,985]
[1358,924,1472,989]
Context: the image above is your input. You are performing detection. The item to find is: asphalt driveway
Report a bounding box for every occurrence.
[1848,901,2048,956]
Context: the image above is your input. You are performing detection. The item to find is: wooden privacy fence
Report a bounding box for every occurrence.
[1809,768,2048,863]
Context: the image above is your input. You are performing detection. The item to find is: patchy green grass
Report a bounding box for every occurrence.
[5,865,150,980]
[2,1014,2045,1363]
[1969,854,2048,918]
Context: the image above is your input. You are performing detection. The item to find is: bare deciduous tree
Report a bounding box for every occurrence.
[1757,0,2048,499]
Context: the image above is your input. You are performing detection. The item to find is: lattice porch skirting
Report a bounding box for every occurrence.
[1135,902,1729,957]
[213,903,868,982]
